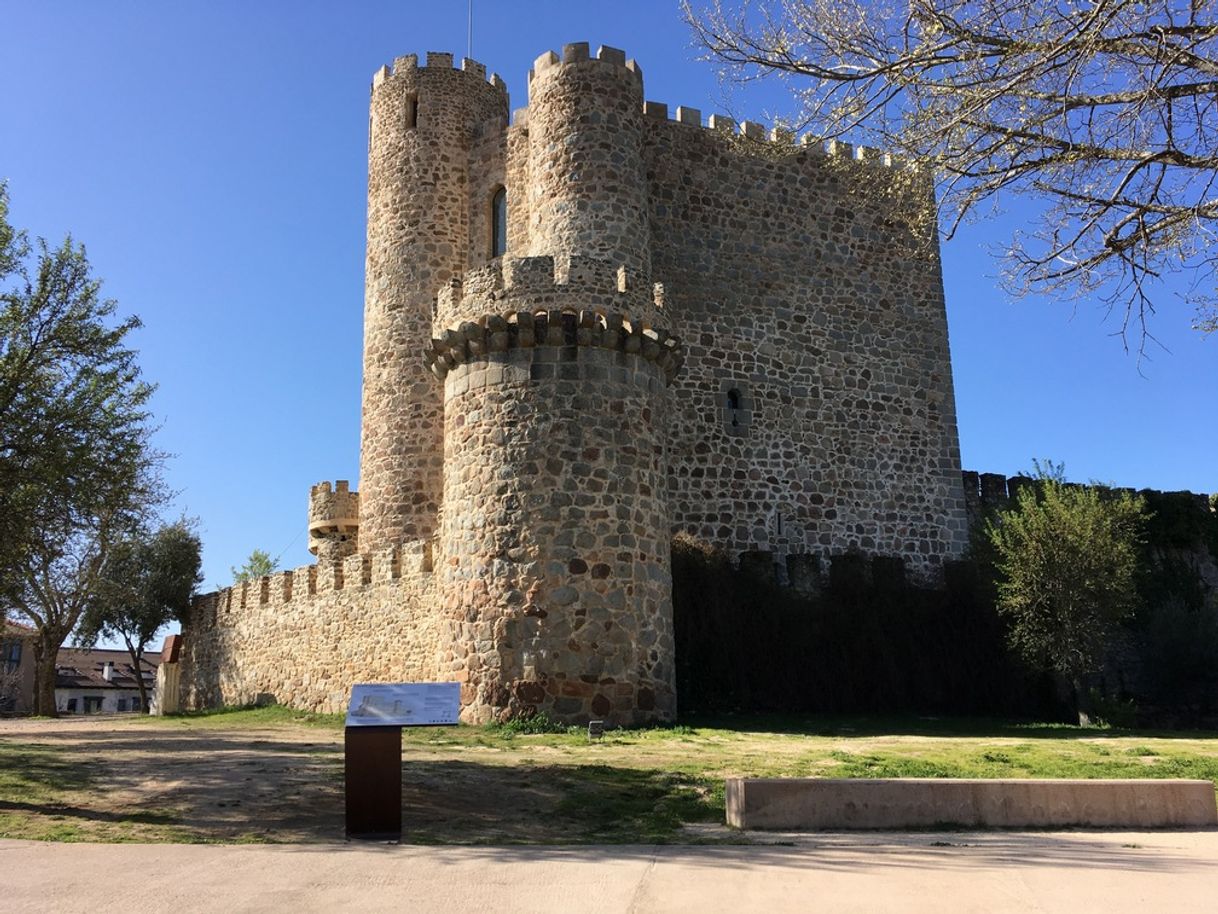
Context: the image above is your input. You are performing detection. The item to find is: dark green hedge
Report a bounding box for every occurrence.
[671,538,1062,719]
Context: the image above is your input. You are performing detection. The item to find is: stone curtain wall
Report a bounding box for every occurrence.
[642,116,969,581]
[179,544,439,713]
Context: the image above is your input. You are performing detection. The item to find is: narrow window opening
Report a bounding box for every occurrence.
[776,512,784,536]
[726,388,742,427]
[491,187,507,258]
[405,94,418,130]
[722,383,751,436]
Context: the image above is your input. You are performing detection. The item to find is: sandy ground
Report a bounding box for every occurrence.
[1,715,346,841]
[0,714,710,843]
[4,831,1218,913]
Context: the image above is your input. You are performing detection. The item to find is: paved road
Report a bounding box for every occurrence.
[5,830,1216,912]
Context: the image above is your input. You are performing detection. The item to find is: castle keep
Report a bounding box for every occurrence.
[179,44,969,724]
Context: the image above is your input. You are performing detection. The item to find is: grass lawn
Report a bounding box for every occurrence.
[1,709,1215,844]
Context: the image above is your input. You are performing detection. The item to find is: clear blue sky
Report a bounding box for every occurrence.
[3,1,1214,603]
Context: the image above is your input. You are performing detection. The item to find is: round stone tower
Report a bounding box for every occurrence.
[359,52,508,553]
[427,45,682,726]
[526,43,650,277]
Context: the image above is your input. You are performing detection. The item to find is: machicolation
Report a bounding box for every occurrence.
[179,43,972,725]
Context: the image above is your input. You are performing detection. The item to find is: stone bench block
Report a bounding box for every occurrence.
[725,778,1218,830]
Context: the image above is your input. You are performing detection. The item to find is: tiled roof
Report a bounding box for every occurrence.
[55,648,162,690]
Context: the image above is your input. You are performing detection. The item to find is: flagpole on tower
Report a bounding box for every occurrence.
[467,0,473,59]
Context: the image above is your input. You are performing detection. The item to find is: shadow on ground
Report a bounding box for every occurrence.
[0,727,717,844]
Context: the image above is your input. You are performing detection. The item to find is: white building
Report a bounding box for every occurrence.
[55,648,161,714]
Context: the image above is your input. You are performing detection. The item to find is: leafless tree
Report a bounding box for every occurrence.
[684,0,1218,349]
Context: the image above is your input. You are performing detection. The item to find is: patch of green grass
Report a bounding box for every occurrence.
[0,742,94,799]
[552,765,721,842]
[146,704,345,729]
[487,713,581,736]
[1126,745,1160,757]
[819,741,1218,784]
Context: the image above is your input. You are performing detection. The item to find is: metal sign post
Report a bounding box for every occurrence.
[344,682,460,841]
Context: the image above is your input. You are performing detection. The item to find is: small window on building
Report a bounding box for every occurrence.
[405,93,418,130]
[1,640,19,672]
[721,382,752,437]
[84,696,103,714]
[491,187,507,258]
[116,698,128,712]
[66,698,78,713]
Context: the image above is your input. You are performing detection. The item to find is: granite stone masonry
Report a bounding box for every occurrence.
[179,43,972,724]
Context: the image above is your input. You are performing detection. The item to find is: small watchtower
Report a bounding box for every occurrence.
[308,480,360,562]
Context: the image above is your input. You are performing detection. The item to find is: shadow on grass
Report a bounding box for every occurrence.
[0,743,95,795]
[677,712,1218,741]
[118,703,1218,742]
[0,799,181,826]
[0,728,719,844]
[400,759,719,844]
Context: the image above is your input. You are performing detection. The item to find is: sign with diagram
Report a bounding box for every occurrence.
[345,682,460,727]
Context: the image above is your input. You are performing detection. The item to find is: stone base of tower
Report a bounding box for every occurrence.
[454,667,676,728]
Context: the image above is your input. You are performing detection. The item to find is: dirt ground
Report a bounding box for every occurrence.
[3,712,1215,845]
[0,715,349,842]
[0,714,720,844]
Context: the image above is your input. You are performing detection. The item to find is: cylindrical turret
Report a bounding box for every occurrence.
[430,263,683,726]
[526,44,650,278]
[359,52,509,553]
[308,480,360,562]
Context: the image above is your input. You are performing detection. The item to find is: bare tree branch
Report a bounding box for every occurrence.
[684,0,1218,349]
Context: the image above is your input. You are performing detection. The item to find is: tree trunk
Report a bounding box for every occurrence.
[124,638,149,713]
[32,633,60,717]
[1072,676,1093,726]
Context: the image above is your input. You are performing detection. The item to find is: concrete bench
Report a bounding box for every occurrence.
[726,778,1218,829]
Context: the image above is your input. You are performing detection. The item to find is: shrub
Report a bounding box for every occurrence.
[987,478,1146,712]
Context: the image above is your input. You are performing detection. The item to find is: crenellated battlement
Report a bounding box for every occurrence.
[424,308,685,384]
[434,255,666,333]
[191,540,435,631]
[528,42,642,86]
[371,50,508,95]
[640,99,912,169]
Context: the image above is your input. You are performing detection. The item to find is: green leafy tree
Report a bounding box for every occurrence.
[0,185,162,715]
[78,521,202,712]
[231,549,278,583]
[683,0,1218,346]
[986,471,1146,719]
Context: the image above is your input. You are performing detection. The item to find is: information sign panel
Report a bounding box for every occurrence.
[345,682,460,727]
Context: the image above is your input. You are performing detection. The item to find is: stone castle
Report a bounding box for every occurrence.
[178,44,969,724]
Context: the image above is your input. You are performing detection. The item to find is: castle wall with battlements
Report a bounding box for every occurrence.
[181,543,439,713]
[179,43,970,724]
